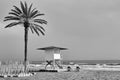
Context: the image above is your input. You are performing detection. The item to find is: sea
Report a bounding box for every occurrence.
[31,60,120,65]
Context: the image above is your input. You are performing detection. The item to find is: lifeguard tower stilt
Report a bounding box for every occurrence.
[37,46,67,69]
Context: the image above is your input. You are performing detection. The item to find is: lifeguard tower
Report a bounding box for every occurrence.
[37,46,67,69]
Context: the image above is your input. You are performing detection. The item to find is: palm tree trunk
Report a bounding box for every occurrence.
[24,23,29,72]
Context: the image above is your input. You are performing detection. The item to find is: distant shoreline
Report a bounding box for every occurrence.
[30,60,120,64]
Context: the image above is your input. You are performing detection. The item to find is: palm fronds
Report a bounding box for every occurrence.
[34,19,47,24]
[5,22,22,28]
[4,1,47,36]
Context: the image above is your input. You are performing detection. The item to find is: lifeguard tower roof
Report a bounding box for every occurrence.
[37,46,67,50]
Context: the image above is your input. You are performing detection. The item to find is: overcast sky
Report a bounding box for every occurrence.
[0,0,120,61]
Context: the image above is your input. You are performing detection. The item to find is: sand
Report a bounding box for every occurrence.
[1,70,120,80]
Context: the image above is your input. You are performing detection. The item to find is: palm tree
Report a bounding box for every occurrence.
[4,1,47,71]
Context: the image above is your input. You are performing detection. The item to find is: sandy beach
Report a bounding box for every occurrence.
[0,70,120,80]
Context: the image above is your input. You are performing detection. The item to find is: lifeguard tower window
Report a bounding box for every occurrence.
[54,54,61,60]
